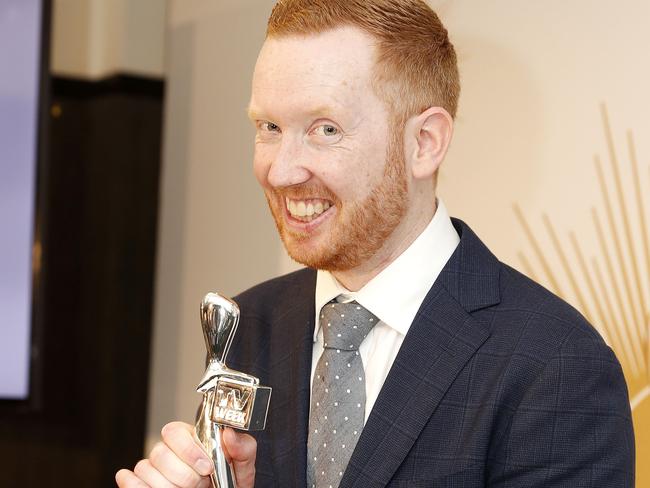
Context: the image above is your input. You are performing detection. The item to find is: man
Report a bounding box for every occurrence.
[117,1,635,487]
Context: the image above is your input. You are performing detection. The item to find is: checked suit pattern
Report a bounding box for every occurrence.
[226,219,634,487]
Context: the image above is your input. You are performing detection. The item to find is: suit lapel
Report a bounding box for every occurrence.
[342,220,501,487]
[264,270,316,487]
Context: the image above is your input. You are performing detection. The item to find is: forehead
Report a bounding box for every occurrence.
[249,26,381,118]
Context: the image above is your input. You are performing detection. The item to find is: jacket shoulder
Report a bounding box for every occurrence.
[234,267,316,318]
[496,262,614,359]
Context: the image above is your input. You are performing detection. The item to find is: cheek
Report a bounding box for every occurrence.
[336,150,385,198]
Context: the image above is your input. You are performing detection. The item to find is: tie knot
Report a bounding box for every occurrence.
[319,300,378,351]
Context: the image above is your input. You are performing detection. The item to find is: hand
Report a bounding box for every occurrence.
[115,421,257,487]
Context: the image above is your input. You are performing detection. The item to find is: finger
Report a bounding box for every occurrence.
[161,422,214,477]
[221,428,257,488]
[149,441,204,487]
[133,459,177,488]
[115,469,150,488]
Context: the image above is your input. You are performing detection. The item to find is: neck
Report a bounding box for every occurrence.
[332,198,437,291]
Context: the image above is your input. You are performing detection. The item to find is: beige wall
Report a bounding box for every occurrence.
[147,0,279,450]
[51,0,166,78]
[439,0,650,289]
[152,0,650,480]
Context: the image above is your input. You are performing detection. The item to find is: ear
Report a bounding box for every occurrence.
[404,106,454,180]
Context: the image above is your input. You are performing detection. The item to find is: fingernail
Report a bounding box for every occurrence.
[196,458,213,475]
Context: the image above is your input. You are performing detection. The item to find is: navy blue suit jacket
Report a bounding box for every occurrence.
[228,219,634,487]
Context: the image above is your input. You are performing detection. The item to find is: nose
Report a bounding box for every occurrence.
[266,135,311,188]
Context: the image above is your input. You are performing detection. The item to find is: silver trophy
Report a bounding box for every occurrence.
[195,292,272,488]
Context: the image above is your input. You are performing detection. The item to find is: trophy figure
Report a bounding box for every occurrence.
[195,292,272,488]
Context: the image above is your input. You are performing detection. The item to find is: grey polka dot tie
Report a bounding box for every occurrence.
[307,299,378,488]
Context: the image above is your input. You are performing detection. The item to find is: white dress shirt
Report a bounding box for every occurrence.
[311,199,460,422]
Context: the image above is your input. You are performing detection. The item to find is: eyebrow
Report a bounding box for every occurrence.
[247,105,341,123]
[305,106,339,118]
[246,105,262,121]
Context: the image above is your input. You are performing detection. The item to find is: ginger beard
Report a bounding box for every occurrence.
[264,128,408,271]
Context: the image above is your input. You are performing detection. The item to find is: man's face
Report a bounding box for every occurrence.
[248,27,408,271]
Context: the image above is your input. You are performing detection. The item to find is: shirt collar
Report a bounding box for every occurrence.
[314,199,460,341]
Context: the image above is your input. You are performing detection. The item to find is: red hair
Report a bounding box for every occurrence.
[267,0,460,122]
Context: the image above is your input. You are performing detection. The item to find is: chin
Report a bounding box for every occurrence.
[282,236,366,272]
[282,234,334,269]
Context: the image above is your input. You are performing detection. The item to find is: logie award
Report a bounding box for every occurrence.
[195,292,272,488]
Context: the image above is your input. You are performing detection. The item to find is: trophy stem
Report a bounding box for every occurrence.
[209,424,237,488]
[196,390,237,488]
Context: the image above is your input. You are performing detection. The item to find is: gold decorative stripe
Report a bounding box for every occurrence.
[516,104,649,394]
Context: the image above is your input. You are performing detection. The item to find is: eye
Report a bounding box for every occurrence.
[259,121,280,132]
[312,124,339,137]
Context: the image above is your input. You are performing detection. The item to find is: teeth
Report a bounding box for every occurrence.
[285,198,332,220]
[296,201,306,217]
[286,198,297,216]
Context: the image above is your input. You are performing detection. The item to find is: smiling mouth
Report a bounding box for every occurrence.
[285,197,333,223]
